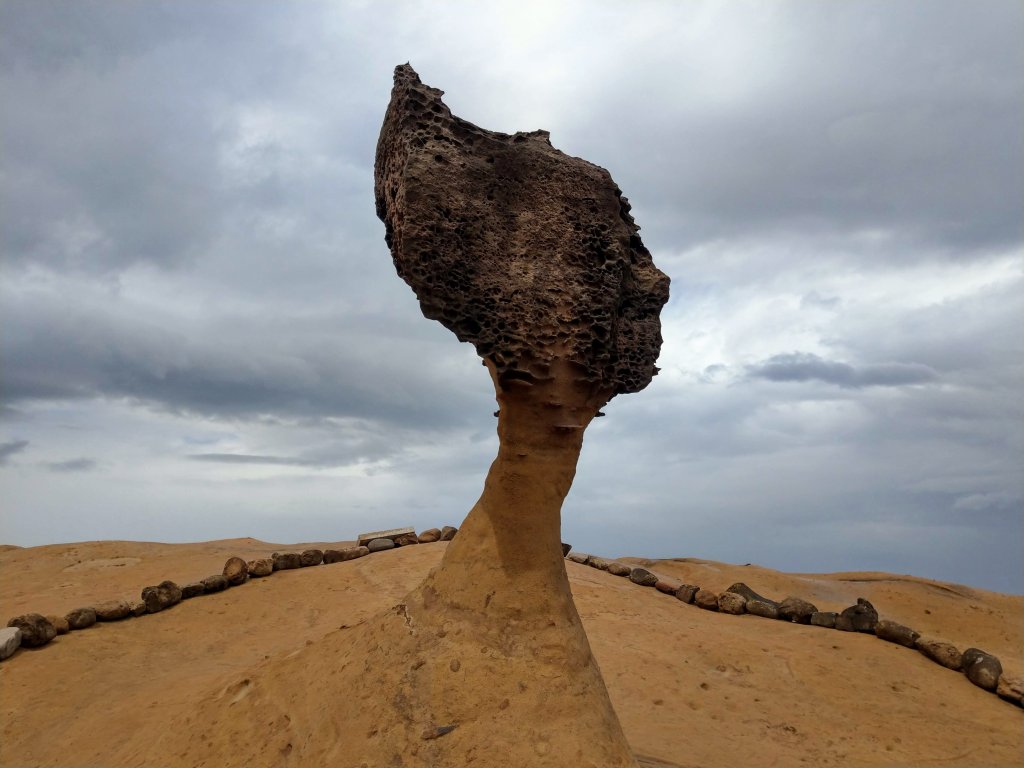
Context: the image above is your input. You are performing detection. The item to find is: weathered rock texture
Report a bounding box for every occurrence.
[375,64,669,398]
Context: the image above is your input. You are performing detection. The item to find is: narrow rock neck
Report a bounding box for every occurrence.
[427,359,610,617]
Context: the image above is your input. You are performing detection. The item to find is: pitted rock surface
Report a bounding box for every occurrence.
[375,64,670,397]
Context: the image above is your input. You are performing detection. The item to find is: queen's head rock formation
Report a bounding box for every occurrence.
[368,63,669,766]
[375,63,669,398]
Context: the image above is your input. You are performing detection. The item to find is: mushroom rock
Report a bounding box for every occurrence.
[360,63,667,766]
[172,65,668,768]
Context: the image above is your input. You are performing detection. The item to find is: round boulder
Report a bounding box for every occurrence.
[247,558,273,577]
[835,598,878,633]
[718,592,747,615]
[141,581,183,613]
[271,552,301,570]
[694,589,719,611]
[567,552,591,565]
[607,562,631,577]
[778,596,818,624]
[223,557,249,585]
[589,557,611,571]
[65,607,97,630]
[439,526,458,541]
[300,549,324,567]
[0,626,21,660]
[201,574,228,593]
[674,584,699,604]
[418,528,442,544]
[393,535,418,547]
[7,614,56,648]
[367,538,395,553]
[961,648,1002,691]
[629,568,659,587]
[45,615,70,635]
[129,600,148,617]
[181,582,206,599]
[875,619,919,648]
[94,600,131,621]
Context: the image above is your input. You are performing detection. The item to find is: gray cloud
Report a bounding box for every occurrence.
[0,0,1020,592]
[0,440,29,465]
[748,352,938,389]
[45,458,97,473]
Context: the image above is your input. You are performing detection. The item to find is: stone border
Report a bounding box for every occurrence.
[4,533,1020,711]
[565,552,1024,709]
[1,525,458,662]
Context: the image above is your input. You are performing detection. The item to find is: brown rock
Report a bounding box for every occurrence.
[589,557,612,571]
[875,619,919,648]
[996,675,1023,706]
[561,542,573,557]
[718,592,747,615]
[726,583,778,607]
[746,600,779,620]
[44,615,69,635]
[418,528,441,543]
[674,584,699,604]
[961,648,1002,691]
[810,611,838,628]
[94,599,131,621]
[628,567,659,587]
[439,526,457,541]
[6,614,56,647]
[201,574,228,593]
[778,596,818,624]
[393,535,419,548]
[64,607,97,630]
[272,552,302,570]
[915,637,962,670]
[367,538,395,553]
[341,546,370,561]
[142,581,182,613]
[607,562,632,577]
[567,552,591,565]
[655,579,681,594]
[835,598,878,633]
[247,558,273,577]
[181,582,206,599]
[300,549,324,566]
[223,556,249,584]
[375,65,669,399]
[129,600,148,617]
[694,589,719,611]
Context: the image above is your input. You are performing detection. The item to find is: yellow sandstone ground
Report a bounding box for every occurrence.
[0,540,1021,767]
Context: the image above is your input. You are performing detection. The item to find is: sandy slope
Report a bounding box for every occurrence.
[0,540,1020,767]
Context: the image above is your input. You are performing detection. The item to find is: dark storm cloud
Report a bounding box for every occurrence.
[0,284,485,429]
[45,458,97,473]
[0,440,29,465]
[747,352,938,389]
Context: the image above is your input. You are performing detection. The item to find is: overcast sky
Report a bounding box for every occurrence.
[2,0,1021,592]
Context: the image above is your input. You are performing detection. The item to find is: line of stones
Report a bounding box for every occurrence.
[565,551,1024,710]
[0,526,458,663]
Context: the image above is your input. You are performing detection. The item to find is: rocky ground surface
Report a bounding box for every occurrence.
[0,539,1021,767]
